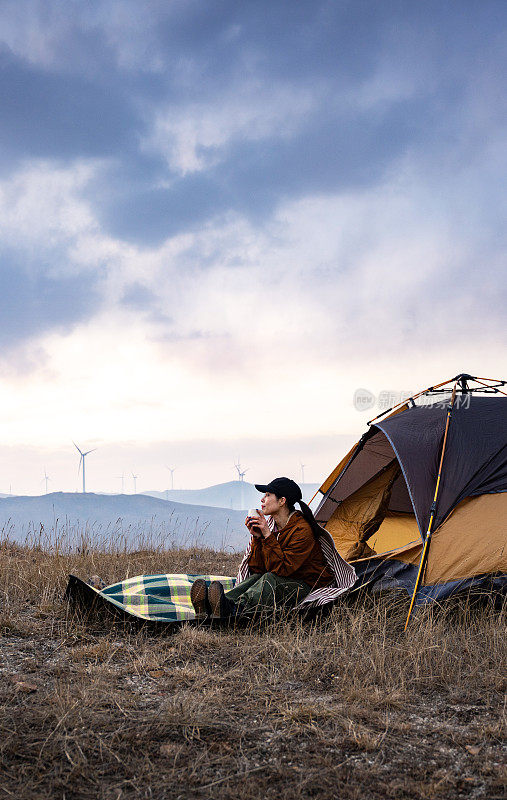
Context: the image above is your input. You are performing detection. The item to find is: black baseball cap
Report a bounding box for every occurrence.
[254,477,302,505]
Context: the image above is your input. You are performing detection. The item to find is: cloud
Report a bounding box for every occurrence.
[0,0,504,484]
[120,282,158,310]
[1,0,505,248]
[0,161,106,354]
[93,96,427,247]
[144,82,320,175]
[0,254,102,349]
[0,46,139,170]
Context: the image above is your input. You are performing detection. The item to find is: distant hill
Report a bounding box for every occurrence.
[143,480,320,510]
[0,492,248,551]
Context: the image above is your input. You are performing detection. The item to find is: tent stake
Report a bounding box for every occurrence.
[404,381,459,630]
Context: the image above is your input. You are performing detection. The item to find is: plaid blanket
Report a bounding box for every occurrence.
[66,573,236,623]
[66,531,356,624]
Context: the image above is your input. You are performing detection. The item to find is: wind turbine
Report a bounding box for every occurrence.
[300,462,306,484]
[234,460,248,510]
[73,442,97,493]
[42,468,50,494]
[116,472,125,494]
[132,472,138,494]
[166,466,176,491]
[234,461,248,482]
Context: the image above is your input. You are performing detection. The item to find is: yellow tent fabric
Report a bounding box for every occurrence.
[316,433,506,589]
[424,493,507,584]
[325,461,402,557]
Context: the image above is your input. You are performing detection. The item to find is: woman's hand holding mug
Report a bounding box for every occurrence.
[245,509,270,539]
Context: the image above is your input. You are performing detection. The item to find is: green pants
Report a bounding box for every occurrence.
[225,572,310,615]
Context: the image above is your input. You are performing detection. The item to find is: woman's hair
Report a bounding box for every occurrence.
[272,492,322,539]
[296,499,323,539]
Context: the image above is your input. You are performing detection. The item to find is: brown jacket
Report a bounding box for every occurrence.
[247,511,333,589]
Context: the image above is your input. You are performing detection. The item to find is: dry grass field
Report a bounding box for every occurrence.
[0,537,505,800]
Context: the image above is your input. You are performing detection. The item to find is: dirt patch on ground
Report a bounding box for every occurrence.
[0,543,505,799]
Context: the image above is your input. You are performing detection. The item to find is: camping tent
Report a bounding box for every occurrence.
[313,374,507,613]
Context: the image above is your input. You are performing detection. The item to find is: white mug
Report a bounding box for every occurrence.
[247,508,260,520]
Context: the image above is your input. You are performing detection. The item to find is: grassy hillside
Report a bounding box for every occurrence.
[0,539,504,799]
[0,492,247,550]
[143,480,320,509]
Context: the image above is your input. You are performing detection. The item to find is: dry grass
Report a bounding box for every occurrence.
[0,537,505,799]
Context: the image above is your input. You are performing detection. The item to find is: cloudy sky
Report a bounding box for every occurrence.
[0,0,505,495]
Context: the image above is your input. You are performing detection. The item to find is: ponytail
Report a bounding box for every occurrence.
[271,485,323,540]
[296,499,323,540]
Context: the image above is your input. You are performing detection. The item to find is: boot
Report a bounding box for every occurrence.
[190,579,210,619]
[208,581,239,619]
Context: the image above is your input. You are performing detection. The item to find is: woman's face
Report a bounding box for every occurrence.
[260,492,285,516]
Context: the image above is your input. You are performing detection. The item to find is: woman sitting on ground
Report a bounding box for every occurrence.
[190,477,338,620]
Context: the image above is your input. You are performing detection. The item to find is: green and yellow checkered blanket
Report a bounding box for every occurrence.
[66,573,236,623]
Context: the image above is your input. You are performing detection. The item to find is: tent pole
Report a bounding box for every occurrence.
[309,433,370,505]
[472,377,507,397]
[367,374,506,428]
[308,488,320,504]
[404,381,459,631]
[367,377,455,426]
[474,376,506,384]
